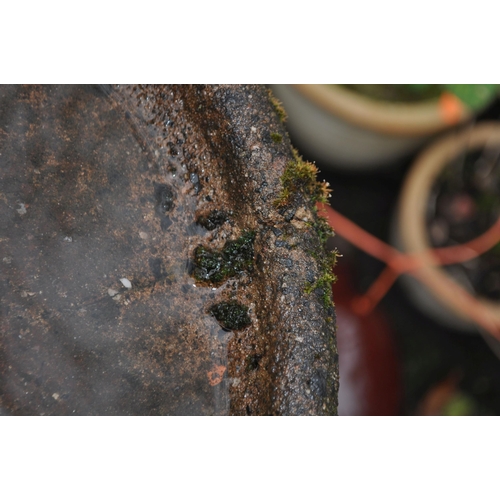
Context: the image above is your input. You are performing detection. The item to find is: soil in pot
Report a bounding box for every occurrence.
[427,146,500,301]
[342,84,499,111]
[342,84,442,103]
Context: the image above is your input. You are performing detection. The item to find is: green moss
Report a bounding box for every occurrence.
[274,149,331,208]
[273,150,338,310]
[305,269,337,308]
[305,220,340,308]
[271,132,283,144]
[267,89,287,123]
[309,216,335,245]
[209,301,251,331]
[192,230,255,284]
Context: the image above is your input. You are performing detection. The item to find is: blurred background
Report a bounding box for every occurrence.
[270,84,500,416]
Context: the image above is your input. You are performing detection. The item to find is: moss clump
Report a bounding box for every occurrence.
[196,209,229,231]
[305,242,339,308]
[273,149,338,310]
[192,230,255,284]
[274,149,331,208]
[309,216,335,245]
[209,301,251,331]
[306,213,340,309]
[267,89,287,123]
[305,268,338,308]
[271,132,283,144]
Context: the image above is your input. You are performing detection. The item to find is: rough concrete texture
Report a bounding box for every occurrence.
[0,85,339,415]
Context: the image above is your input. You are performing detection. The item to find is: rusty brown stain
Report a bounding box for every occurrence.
[207,365,227,386]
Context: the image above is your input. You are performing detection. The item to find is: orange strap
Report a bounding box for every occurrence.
[320,203,500,340]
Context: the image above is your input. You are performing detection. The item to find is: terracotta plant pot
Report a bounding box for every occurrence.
[334,264,402,416]
[271,84,474,170]
[393,122,500,342]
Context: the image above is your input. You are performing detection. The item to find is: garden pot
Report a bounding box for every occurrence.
[392,122,500,343]
[334,263,402,416]
[271,84,474,170]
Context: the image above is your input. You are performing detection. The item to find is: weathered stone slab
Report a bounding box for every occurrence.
[0,85,338,415]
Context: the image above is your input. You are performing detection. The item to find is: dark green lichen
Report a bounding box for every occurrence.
[271,132,283,144]
[196,209,230,231]
[192,230,255,284]
[209,301,251,331]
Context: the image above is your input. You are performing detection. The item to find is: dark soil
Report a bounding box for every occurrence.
[342,84,442,102]
[428,148,500,300]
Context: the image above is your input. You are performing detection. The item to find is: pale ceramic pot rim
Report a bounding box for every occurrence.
[398,122,500,325]
[293,84,472,137]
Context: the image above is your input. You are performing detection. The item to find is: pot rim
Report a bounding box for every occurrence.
[293,84,472,137]
[398,121,500,323]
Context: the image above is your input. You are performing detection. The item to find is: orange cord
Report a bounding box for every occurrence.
[434,217,500,264]
[320,203,500,341]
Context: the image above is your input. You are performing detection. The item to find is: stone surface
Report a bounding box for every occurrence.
[0,84,338,415]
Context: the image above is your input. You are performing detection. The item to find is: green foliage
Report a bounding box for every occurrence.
[443,84,499,111]
[351,84,499,111]
[405,84,499,111]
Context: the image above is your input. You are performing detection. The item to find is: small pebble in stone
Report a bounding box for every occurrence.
[120,278,132,289]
